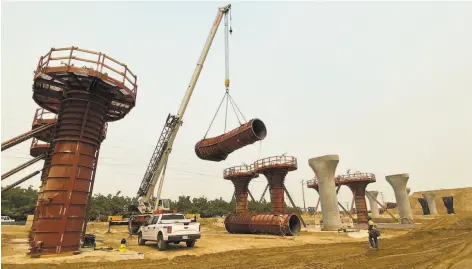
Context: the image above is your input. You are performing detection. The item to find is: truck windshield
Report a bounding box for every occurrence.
[161,215,185,220]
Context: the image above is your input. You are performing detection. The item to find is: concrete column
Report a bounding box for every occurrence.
[406,188,411,195]
[386,174,414,224]
[308,155,341,231]
[366,191,380,218]
[423,193,438,215]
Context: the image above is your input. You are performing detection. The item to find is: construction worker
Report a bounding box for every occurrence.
[367,216,379,249]
[119,238,128,252]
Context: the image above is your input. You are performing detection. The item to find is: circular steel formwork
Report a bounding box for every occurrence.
[30,47,137,255]
[254,156,297,214]
[224,164,259,214]
[32,47,137,122]
[337,172,376,224]
[224,213,301,236]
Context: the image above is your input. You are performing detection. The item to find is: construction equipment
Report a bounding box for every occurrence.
[127,4,232,235]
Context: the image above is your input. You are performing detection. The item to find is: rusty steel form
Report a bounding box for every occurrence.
[195,118,267,162]
[336,172,376,224]
[223,164,259,213]
[29,46,136,255]
[224,213,301,236]
[254,156,297,214]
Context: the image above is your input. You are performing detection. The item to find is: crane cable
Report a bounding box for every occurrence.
[203,10,247,139]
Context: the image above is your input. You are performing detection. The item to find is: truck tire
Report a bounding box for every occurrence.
[186,240,196,248]
[157,234,167,251]
[138,233,146,245]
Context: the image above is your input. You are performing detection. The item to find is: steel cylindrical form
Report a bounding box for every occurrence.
[254,156,298,214]
[231,177,253,213]
[32,91,108,254]
[386,173,414,224]
[224,213,301,236]
[346,183,370,224]
[366,191,380,218]
[308,155,341,231]
[195,119,267,162]
[423,193,438,215]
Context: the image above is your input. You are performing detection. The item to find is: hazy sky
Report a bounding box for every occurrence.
[2,1,471,209]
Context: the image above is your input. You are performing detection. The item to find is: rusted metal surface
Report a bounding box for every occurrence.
[32,46,137,121]
[224,164,258,213]
[30,47,138,255]
[1,154,46,180]
[338,172,376,224]
[224,213,301,236]
[32,90,108,254]
[195,118,267,162]
[254,156,297,214]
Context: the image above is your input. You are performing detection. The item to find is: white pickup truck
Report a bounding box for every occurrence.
[137,213,201,251]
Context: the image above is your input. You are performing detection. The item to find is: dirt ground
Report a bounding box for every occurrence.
[2,214,471,269]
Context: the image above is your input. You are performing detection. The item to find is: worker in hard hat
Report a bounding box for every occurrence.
[367,216,379,249]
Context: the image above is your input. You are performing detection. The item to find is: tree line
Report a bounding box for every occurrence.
[1,186,301,221]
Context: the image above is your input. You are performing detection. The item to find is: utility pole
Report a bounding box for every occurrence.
[301,179,306,213]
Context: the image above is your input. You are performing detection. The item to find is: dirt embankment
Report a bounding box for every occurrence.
[3,213,472,269]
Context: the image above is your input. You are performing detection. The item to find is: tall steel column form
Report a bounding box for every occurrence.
[423,193,438,215]
[29,47,137,255]
[254,156,297,214]
[386,173,414,224]
[366,190,380,218]
[223,164,258,213]
[337,172,376,225]
[308,155,341,231]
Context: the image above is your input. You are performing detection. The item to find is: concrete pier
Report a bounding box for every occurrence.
[386,173,414,224]
[308,155,341,231]
[366,190,380,218]
[423,193,438,215]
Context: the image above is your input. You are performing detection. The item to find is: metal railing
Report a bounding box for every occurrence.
[223,164,257,178]
[32,108,56,124]
[30,138,50,149]
[336,172,376,183]
[253,156,297,170]
[34,46,137,98]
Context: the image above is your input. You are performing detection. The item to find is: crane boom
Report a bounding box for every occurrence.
[137,4,232,210]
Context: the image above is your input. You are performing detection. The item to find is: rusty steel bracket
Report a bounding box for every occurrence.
[247,189,256,202]
[259,184,269,203]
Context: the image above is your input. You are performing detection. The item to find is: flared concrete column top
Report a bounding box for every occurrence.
[308,155,339,179]
[386,173,409,190]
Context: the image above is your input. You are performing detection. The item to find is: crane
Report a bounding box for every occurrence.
[127,4,232,235]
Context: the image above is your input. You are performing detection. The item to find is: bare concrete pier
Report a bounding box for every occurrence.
[366,190,380,218]
[423,193,438,215]
[308,155,341,231]
[386,173,414,224]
